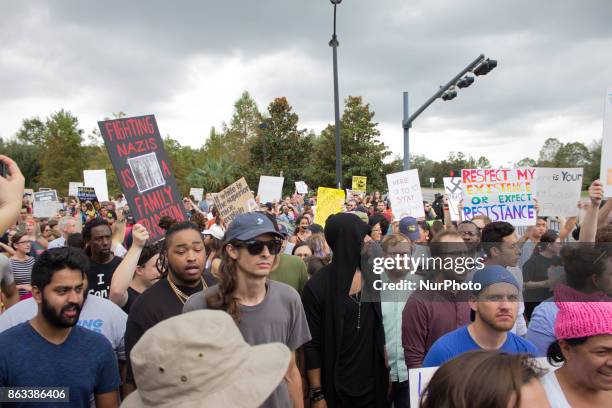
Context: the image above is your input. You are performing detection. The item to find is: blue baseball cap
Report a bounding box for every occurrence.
[224,213,283,244]
[399,216,420,241]
[471,265,519,295]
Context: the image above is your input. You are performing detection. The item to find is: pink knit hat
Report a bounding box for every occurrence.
[554,300,612,340]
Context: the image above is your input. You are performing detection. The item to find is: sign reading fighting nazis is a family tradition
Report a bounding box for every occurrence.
[535,168,583,217]
[461,168,536,226]
[386,169,425,220]
[98,115,186,242]
[212,178,258,226]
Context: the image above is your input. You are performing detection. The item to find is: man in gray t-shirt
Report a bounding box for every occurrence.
[183,212,311,408]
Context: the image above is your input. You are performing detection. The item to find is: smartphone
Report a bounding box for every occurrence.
[0,161,6,178]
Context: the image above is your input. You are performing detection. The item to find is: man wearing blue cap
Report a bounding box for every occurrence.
[184,212,311,408]
[422,265,538,367]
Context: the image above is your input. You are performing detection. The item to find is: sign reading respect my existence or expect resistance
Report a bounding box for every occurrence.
[98,115,186,242]
[461,168,536,226]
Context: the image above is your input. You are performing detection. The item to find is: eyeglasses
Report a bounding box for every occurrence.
[234,239,283,255]
[459,230,479,237]
[16,240,32,245]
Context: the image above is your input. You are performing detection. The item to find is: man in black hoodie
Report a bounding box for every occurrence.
[302,213,388,408]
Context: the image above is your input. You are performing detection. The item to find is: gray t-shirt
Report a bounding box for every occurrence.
[183,280,311,408]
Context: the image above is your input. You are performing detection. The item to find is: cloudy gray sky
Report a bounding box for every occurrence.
[1,0,610,166]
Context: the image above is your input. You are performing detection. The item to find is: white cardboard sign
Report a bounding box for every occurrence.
[83,170,109,202]
[386,169,425,220]
[535,168,583,217]
[257,176,284,203]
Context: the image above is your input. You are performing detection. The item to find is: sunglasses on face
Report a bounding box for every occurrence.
[234,239,283,255]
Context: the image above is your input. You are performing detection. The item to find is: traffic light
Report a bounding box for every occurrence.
[441,89,457,101]
[457,75,474,88]
[473,58,497,76]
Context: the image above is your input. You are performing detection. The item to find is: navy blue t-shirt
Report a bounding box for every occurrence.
[0,322,120,407]
[423,325,538,367]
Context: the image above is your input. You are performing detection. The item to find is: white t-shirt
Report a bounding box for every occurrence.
[541,371,571,408]
[0,294,127,360]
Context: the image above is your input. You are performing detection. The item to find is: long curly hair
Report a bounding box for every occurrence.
[205,243,241,323]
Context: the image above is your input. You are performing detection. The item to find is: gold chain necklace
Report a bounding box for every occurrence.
[167,274,207,305]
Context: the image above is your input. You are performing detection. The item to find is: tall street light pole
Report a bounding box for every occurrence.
[330,0,343,189]
[402,54,497,170]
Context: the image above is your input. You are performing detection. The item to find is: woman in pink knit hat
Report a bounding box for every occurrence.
[541,299,612,407]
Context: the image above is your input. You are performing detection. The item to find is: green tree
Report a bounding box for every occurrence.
[537,138,563,166]
[516,157,537,167]
[310,96,391,191]
[476,156,492,169]
[223,91,262,164]
[553,142,590,167]
[186,157,240,193]
[249,97,313,195]
[0,138,41,189]
[16,110,87,196]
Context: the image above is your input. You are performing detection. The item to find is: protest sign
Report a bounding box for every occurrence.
[313,187,345,226]
[461,168,536,226]
[257,176,284,203]
[352,176,367,192]
[23,188,34,197]
[535,168,583,217]
[83,170,109,202]
[189,188,204,202]
[295,181,308,195]
[601,87,612,197]
[408,358,555,407]
[345,189,365,201]
[68,182,83,197]
[212,177,258,226]
[386,169,425,220]
[33,190,59,218]
[443,177,463,221]
[98,115,186,242]
[77,186,98,203]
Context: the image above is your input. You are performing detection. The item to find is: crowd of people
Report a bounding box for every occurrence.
[0,153,611,407]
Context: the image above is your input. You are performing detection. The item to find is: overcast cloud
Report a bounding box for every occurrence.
[1,0,611,166]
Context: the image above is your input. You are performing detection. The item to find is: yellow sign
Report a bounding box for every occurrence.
[352,176,367,192]
[314,187,345,226]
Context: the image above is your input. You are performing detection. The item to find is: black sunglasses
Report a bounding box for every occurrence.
[233,239,283,255]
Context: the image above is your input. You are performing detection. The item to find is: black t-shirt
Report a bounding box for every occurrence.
[87,256,122,299]
[125,277,204,385]
[121,286,141,314]
[337,292,375,396]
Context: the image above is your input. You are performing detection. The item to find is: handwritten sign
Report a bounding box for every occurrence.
[535,168,583,216]
[313,187,345,226]
[602,87,612,197]
[257,176,284,203]
[443,177,463,221]
[213,178,258,226]
[352,176,367,192]
[461,168,536,226]
[386,169,425,220]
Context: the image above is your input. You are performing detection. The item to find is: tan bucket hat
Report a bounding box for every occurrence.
[122,310,291,408]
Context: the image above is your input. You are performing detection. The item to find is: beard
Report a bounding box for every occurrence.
[41,297,83,328]
[480,311,516,332]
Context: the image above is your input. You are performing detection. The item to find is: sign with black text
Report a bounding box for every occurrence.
[98,115,186,241]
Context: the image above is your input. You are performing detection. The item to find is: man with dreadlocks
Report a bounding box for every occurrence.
[184,212,311,408]
[124,221,207,395]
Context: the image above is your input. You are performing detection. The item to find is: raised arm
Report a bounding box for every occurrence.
[109,224,149,307]
[579,180,603,243]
